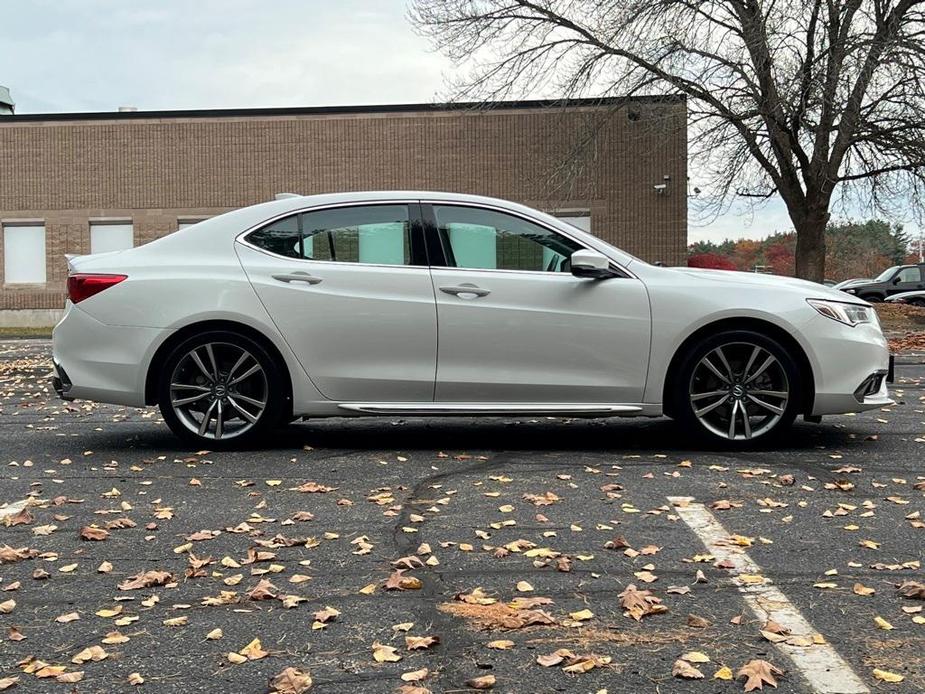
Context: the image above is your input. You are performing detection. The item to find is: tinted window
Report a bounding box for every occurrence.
[433,206,582,272]
[896,267,922,283]
[247,205,412,265]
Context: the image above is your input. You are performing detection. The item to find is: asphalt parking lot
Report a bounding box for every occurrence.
[1,339,924,693]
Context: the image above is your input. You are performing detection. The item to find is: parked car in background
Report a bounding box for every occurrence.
[839,264,925,301]
[52,191,893,448]
[885,290,925,307]
[834,278,872,291]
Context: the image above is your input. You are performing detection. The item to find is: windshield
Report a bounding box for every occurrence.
[875,266,899,282]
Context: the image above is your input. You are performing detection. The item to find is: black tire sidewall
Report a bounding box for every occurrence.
[157,330,286,448]
[672,329,801,446]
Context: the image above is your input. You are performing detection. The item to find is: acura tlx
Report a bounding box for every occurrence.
[52,191,893,448]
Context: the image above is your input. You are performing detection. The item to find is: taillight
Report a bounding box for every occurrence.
[67,274,128,304]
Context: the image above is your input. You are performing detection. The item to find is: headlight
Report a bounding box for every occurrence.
[807,299,876,327]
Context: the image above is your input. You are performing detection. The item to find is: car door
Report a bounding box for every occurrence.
[236,203,437,402]
[888,266,924,296]
[424,203,651,404]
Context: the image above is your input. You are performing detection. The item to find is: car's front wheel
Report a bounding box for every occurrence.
[672,330,801,445]
[157,330,287,448]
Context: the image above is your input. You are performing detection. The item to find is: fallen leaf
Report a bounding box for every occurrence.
[673,659,704,679]
[737,660,783,691]
[466,674,495,689]
[269,666,313,693]
[372,642,402,662]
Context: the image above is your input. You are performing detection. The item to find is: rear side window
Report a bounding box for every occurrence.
[896,267,922,283]
[246,205,412,266]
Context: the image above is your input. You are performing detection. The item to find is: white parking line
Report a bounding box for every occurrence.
[667,496,870,694]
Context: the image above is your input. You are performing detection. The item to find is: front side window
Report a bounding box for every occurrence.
[247,205,412,266]
[896,267,922,283]
[433,205,582,272]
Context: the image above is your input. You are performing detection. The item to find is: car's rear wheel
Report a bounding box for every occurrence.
[672,330,801,445]
[157,330,286,448]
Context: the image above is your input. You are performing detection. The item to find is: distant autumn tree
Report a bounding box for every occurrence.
[410,0,925,281]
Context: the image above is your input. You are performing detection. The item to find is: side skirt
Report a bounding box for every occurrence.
[336,402,658,417]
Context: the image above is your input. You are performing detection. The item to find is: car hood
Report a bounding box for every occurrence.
[667,267,867,303]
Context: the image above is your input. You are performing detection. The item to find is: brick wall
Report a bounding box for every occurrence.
[0,99,687,310]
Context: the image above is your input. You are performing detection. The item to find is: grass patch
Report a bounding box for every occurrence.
[0,327,53,339]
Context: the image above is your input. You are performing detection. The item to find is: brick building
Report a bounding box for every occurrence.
[0,96,687,325]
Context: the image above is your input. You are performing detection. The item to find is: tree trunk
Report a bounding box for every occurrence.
[793,213,827,282]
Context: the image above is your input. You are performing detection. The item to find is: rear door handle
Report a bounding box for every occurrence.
[439,284,491,298]
[272,271,323,285]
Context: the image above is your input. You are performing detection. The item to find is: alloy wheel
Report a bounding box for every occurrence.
[688,341,790,441]
[169,342,268,441]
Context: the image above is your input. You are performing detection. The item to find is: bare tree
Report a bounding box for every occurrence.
[409,0,925,280]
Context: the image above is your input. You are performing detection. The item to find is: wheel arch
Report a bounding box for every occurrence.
[144,319,293,413]
[662,317,815,417]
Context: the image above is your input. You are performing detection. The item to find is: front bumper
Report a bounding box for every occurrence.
[806,319,894,415]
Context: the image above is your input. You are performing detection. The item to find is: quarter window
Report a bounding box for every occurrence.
[247,205,412,266]
[433,206,582,272]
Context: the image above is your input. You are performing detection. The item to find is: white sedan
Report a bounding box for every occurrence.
[52,192,892,447]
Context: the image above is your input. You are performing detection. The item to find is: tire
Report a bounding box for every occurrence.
[157,330,287,449]
[670,329,802,446]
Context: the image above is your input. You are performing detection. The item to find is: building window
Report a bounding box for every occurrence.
[555,212,591,233]
[3,225,46,285]
[90,223,133,254]
[178,217,211,230]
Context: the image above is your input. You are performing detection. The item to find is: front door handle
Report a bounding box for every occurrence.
[272,271,323,285]
[439,284,491,298]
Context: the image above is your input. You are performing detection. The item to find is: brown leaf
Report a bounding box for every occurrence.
[118,570,173,590]
[466,674,495,689]
[295,481,336,493]
[245,578,279,601]
[312,606,340,624]
[269,666,313,693]
[405,635,440,650]
[899,580,925,599]
[618,584,666,621]
[672,659,704,679]
[55,671,84,684]
[71,645,108,664]
[7,626,25,641]
[5,509,33,527]
[372,642,402,663]
[0,545,38,564]
[687,613,711,628]
[385,569,423,591]
[239,638,269,660]
[0,676,19,690]
[737,660,784,691]
[79,526,110,541]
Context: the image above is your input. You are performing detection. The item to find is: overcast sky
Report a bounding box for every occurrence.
[0,0,883,244]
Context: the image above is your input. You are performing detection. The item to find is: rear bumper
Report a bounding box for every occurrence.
[52,303,168,407]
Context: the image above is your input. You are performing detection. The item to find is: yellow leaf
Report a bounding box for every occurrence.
[738,574,765,585]
[487,639,515,650]
[95,606,122,618]
[875,616,895,630]
[372,642,402,663]
[873,668,905,683]
[713,666,733,680]
[569,609,594,622]
[682,651,711,663]
[516,580,534,592]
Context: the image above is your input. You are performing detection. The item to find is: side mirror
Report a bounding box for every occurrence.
[893,276,902,284]
[570,249,616,279]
